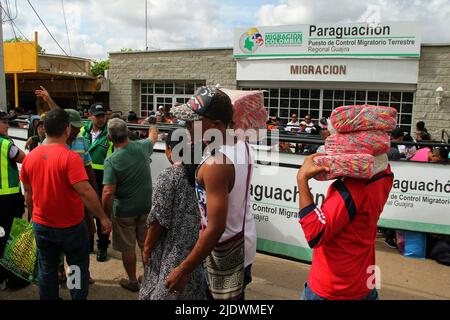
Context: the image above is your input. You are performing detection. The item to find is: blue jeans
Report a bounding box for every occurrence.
[33,222,90,300]
[301,282,378,300]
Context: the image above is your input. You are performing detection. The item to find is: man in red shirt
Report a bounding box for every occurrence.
[20,109,112,300]
[296,154,394,300]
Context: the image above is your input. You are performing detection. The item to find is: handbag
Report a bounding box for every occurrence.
[0,218,39,284]
[203,142,252,300]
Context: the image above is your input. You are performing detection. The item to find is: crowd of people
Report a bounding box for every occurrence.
[267,112,450,163]
[0,86,449,301]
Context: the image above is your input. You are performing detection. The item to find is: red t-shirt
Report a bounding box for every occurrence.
[299,166,394,300]
[20,144,88,228]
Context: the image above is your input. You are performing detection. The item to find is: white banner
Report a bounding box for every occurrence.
[234,22,421,59]
[250,155,450,260]
[148,147,450,261]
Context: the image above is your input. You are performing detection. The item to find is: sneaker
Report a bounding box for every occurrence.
[384,237,397,249]
[119,278,139,292]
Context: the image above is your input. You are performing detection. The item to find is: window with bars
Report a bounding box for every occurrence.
[241,87,415,132]
[322,90,414,132]
[140,81,206,117]
[242,87,321,122]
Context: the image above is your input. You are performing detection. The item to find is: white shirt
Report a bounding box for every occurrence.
[196,141,257,268]
[286,120,299,132]
[91,129,102,142]
[219,141,257,267]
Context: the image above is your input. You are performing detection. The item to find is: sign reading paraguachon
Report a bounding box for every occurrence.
[234,22,421,59]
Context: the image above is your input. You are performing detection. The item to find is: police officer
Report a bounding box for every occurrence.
[81,103,113,262]
[0,110,26,289]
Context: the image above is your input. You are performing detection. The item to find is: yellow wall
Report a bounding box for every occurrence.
[4,41,38,73]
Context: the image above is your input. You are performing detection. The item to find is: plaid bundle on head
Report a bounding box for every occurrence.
[313,105,396,181]
[313,154,376,181]
[325,130,390,156]
[330,105,397,133]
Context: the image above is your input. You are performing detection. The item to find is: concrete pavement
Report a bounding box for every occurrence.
[1,239,449,300]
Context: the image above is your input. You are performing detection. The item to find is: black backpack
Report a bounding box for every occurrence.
[431,240,450,266]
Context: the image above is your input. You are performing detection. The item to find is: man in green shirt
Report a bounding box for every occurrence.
[81,103,113,262]
[102,118,158,292]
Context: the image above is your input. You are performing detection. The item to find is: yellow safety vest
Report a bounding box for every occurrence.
[0,137,21,195]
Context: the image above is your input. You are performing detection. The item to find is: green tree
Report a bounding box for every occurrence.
[4,37,46,53]
[90,59,110,77]
[120,48,134,52]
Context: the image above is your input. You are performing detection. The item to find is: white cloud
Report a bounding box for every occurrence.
[1,0,449,61]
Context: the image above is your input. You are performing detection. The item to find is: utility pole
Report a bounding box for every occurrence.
[0,1,8,109]
[145,0,148,51]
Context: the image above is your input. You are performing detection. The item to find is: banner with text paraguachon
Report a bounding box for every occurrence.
[234,22,421,59]
[250,156,450,262]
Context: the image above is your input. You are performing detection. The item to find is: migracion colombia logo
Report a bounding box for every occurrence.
[239,27,303,54]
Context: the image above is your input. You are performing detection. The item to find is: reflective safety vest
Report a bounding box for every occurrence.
[80,123,113,171]
[0,136,21,195]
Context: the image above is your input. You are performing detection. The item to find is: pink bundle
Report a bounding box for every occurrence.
[330,105,397,133]
[313,154,376,181]
[219,88,268,131]
[325,130,390,156]
[313,105,396,181]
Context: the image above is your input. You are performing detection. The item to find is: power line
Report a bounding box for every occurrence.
[147,0,161,49]
[5,0,18,40]
[5,0,17,21]
[1,0,17,22]
[61,0,72,55]
[27,0,70,56]
[60,0,80,104]
[1,6,31,43]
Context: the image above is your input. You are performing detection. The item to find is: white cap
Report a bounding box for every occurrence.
[0,226,5,238]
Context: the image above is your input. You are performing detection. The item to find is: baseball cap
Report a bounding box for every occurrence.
[300,121,307,126]
[0,109,14,121]
[171,86,233,124]
[391,127,404,139]
[89,102,107,116]
[319,117,328,129]
[66,109,83,128]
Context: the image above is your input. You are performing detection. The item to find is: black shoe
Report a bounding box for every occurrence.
[96,248,108,262]
[384,237,397,249]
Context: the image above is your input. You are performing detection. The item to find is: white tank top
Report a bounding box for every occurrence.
[195,141,257,267]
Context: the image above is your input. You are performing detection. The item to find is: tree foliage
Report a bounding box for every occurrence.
[90,59,110,77]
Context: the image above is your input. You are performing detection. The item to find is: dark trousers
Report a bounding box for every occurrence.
[33,222,90,300]
[301,282,379,300]
[0,193,25,282]
[93,169,110,250]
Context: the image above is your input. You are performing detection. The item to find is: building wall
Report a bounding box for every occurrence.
[109,49,236,115]
[109,46,450,140]
[415,45,450,140]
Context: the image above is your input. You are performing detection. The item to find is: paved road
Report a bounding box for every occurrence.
[1,239,449,300]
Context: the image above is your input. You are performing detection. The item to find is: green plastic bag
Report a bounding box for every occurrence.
[0,218,38,284]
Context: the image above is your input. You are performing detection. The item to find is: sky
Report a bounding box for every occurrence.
[1,0,450,61]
